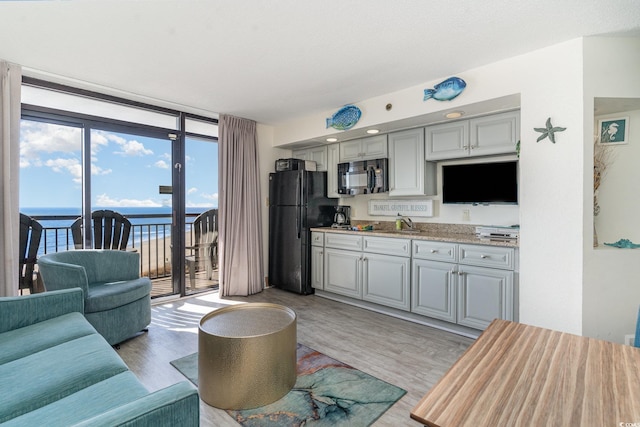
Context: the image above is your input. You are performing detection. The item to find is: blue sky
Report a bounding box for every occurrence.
[19,120,218,210]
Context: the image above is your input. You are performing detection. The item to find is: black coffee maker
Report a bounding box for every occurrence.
[332,206,351,228]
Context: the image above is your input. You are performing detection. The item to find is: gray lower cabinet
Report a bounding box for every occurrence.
[311,245,325,290]
[324,247,362,298]
[323,233,411,310]
[457,265,514,329]
[412,240,516,330]
[311,231,325,290]
[362,252,410,311]
[411,259,457,322]
[318,231,517,330]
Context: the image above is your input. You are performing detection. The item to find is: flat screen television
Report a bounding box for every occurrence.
[442,161,518,205]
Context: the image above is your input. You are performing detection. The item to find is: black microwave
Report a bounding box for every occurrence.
[275,158,317,172]
[337,158,388,195]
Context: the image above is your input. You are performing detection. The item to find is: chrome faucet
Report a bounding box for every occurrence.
[400,215,414,230]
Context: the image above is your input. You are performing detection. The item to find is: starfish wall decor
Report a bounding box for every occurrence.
[534,118,566,143]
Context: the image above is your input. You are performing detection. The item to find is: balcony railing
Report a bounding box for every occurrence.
[29,212,217,298]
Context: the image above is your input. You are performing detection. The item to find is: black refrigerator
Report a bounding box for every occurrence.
[269,170,337,294]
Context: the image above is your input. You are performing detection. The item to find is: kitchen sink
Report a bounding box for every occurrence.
[399,229,421,234]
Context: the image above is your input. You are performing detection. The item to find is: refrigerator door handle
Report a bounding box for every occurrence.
[297,173,303,239]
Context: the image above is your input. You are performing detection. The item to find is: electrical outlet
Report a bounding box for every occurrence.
[462,209,470,222]
[625,334,635,346]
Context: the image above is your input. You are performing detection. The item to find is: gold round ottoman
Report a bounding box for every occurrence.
[198,303,297,410]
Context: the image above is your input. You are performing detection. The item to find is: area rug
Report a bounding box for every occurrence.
[170,343,406,426]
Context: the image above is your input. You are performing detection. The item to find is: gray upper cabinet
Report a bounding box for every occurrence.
[469,111,520,157]
[339,135,388,162]
[326,143,340,198]
[388,128,436,196]
[292,146,328,171]
[425,121,469,160]
[425,111,520,160]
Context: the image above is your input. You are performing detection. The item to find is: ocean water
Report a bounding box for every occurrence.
[21,207,209,255]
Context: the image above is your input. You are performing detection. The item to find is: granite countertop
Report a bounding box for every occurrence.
[311,222,519,248]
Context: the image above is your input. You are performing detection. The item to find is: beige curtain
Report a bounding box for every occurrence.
[0,60,21,297]
[218,114,264,296]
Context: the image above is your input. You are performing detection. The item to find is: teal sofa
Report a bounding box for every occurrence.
[0,288,199,426]
[38,249,151,345]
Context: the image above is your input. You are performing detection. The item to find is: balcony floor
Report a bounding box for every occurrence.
[150,269,219,298]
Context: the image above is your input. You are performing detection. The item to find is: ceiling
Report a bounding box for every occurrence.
[0,1,639,126]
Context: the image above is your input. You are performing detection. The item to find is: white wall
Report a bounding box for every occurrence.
[582,37,640,343]
[256,124,288,285]
[271,37,591,335]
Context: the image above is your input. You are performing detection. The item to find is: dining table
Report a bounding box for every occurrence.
[411,318,640,426]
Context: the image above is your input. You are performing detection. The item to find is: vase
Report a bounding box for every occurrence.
[593,223,598,248]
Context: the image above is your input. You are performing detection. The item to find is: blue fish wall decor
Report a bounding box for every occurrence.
[326,105,362,131]
[423,77,467,101]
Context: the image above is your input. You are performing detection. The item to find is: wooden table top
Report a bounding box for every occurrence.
[411,319,640,427]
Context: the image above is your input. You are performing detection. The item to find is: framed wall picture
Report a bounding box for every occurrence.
[598,116,629,145]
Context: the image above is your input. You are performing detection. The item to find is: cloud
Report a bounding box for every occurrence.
[202,192,219,202]
[186,202,218,208]
[187,187,198,194]
[95,194,162,207]
[154,160,169,169]
[44,158,83,183]
[20,121,81,163]
[114,139,153,157]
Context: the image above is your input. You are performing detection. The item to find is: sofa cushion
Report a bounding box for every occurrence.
[1,371,148,427]
[0,312,95,365]
[85,277,152,312]
[0,334,129,423]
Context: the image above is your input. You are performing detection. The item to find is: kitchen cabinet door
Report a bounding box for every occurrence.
[324,248,362,299]
[469,111,519,157]
[425,121,469,160]
[339,135,388,162]
[361,135,388,159]
[388,128,435,196]
[326,143,340,198]
[311,245,324,290]
[457,265,514,330]
[411,259,457,322]
[292,146,328,171]
[339,139,364,162]
[362,252,410,311]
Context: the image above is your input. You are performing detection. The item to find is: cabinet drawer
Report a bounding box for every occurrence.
[413,240,458,262]
[325,233,363,251]
[363,236,410,257]
[311,231,324,247]
[458,244,515,270]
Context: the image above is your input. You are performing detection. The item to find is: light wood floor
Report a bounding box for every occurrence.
[117,287,474,426]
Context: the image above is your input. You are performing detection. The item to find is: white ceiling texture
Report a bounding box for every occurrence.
[0,0,639,125]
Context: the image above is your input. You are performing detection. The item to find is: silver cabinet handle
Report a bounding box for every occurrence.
[430,249,438,253]
[481,254,489,259]
[457,271,464,276]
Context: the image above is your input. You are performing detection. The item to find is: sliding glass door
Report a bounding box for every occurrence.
[20,79,219,297]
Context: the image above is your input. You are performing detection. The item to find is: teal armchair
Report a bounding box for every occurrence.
[38,250,152,345]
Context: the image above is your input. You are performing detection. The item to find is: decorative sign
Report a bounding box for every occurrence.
[368,199,434,217]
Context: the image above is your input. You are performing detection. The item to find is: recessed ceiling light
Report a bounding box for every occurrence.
[326,137,338,142]
[445,111,464,119]
[366,129,380,134]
